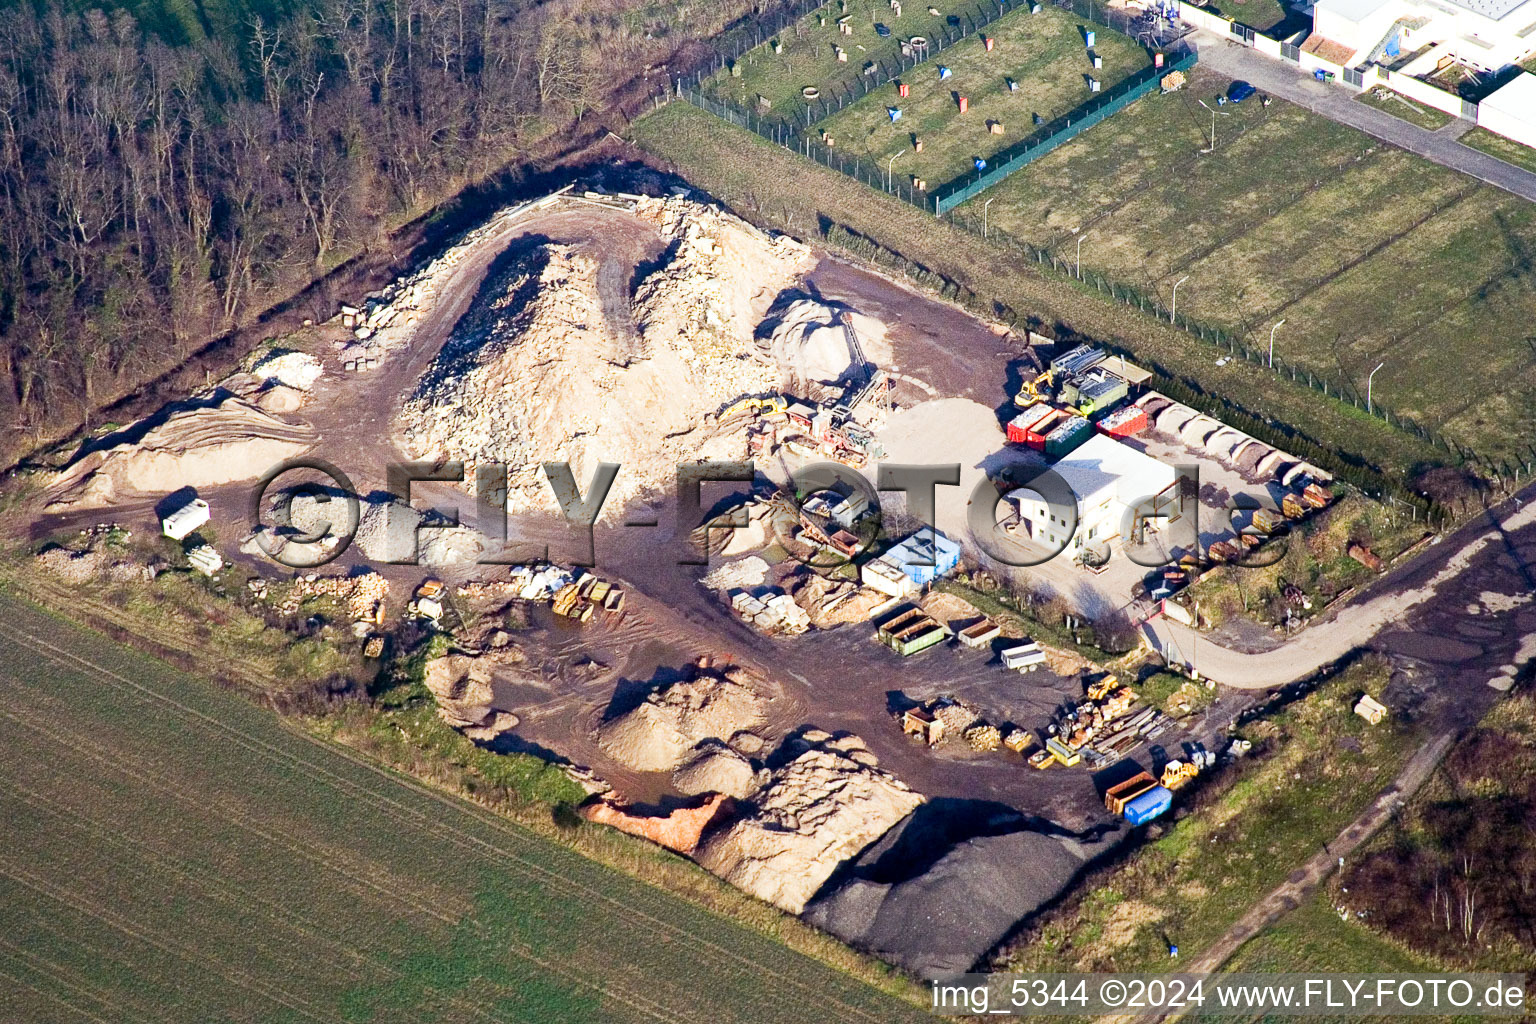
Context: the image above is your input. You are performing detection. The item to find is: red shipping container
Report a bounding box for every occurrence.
[1096,405,1148,438]
[1154,52,1165,68]
[1024,408,1068,449]
[957,95,968,113]
[899,82,910,98]
[984,36,994,50]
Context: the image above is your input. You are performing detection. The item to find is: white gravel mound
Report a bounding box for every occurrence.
[252,349,323,391]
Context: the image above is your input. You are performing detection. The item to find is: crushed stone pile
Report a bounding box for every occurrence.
[700,556,770,591]
[44,393,316,511]
[329,202,529,367]
[251,349,323,391]
[580,793,734,855]
[672,743,762,799]
[35,536,160,584]
[596,667,771,773]
[422,649,523,740]
[803,804,1103,978]
[398,235,789,518]
[754,294,889,393]
[695,729,924,914]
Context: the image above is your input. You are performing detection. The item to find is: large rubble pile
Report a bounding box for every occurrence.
[43,394,316,511]
[694,729,925,914]
[328,202,528,368]
[803,805,1103,978]
[595,667,771,772]
[396,199,810,519]
[631,195,812,365]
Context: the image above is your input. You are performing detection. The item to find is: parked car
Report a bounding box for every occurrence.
[875,22,891,36]
[1227,80,1256,103]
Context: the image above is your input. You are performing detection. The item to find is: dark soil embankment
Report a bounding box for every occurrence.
[803,798,1119,977]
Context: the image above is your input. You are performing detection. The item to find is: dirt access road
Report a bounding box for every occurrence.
[1144,491,1536,703]
[1103,729,1457,1024]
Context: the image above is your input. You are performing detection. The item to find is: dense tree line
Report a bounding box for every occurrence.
[0,0,756,455]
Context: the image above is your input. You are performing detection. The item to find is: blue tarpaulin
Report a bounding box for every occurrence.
[887,106,902,121]
[938,65,951,79]
[974,156,987,170]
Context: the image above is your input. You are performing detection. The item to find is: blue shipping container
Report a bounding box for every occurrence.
[1124,786,1172,825]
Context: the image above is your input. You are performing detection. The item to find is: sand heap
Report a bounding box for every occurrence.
[398,228,797,517]
[43,393,317,511]
[596,667,771,773]
[580,793,734,855]
[423,651,521,741]
[754,295,888,394]
[672,742,762,799]
[695,730,925,914]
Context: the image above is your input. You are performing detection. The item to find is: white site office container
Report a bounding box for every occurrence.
[162,498,210,540]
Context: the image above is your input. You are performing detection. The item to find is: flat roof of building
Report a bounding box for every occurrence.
[1042,434,1178,508]
[1483,70,1536,118]
[1441,0,1533,22]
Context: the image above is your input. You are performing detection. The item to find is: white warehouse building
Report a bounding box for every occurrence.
[1478,71,1536,147]
[1308,0,1536,71]
[1005,434,1180,560]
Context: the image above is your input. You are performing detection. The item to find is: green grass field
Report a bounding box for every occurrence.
[813,6,1150,187]
[0,592,926,1024]
[965,63,1536,458]
[1461,126,1536,176]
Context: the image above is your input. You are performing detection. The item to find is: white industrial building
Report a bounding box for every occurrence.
[1306,0,1536,71]
[1005,435,1179,560]
[1478,71,1536,146]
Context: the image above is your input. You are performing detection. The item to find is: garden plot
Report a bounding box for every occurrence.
[706,0,994,116]
[815,4,1150,188]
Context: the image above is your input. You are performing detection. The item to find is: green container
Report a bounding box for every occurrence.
[1044,416,1094,457]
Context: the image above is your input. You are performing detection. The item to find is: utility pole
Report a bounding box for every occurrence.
[1171,274,1189,324]
[886,150,904,192]
[1367,360,1385,414]
[983,196,997,238]
[1268,319,1285,368]
[1075,230,1090,280]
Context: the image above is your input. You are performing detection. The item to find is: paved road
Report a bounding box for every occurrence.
[1193,32,1536,204]
[1144,495,1536,689]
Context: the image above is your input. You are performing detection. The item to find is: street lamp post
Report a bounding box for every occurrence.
[1076,231,1089,280]
[1367,360,1385,414]
[1197,99,1226,153]
[983,196,996,238]
[1268,318,1285,368]
[886,151,904,192]
[1171,274,1189,324]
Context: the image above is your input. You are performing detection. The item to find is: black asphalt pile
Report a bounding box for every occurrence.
[802,799,1109,978]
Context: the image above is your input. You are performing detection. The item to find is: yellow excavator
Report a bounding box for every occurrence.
[1013,370,1053,408]
[719,394,789,422]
